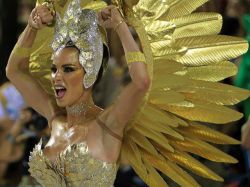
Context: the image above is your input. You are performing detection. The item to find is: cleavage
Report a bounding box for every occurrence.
[43,127,85,162]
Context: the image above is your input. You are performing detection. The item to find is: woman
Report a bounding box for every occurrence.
[7,0,250,186]
[6,1,149,186]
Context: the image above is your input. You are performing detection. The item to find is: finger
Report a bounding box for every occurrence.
[97,13,104,25]
[35,16,43,28]
[111,7,121,17]
[101,12,111,21]
[30,8,37,18]
[32,15,38,25]
[42,14,54,24]
[39,12,54,21]
[37,4,50,12]
[37,11,50,18]
[37,5,52,17]
[98,19,105,27]
[102,8,111,16]
[102,20,111,28]
[37,9,51,17]
[97,12,102,21]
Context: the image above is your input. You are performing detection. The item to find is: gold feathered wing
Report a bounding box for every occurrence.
[113,0,250,186]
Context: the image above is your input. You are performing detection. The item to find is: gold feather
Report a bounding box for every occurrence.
[29,56,54,96]
[136,115,184,140]
[178,122,240,145]
[145,21,175,40]
[175,61,238,82]
[165,112,190,127]
[141,105,187,128]
[152,74,188,90]
[151,39,176,55]
[134,125,174,152]
[174,35,248,66]
[81,0,107,11]
[161,0,209,20]
[149,90,185,105]
[152,42,187,59]
[128,138,142,163]
[160,100,243,124]
[121,141,148,181]
[122,142,168,187]
[30,26,54,96]
[143,152,201,187]
[154,59,184,74]
[176,79,250,105]
[143,161,169,187]
[133,0,168,21]
[160,148,224,181]
[171,13,222,39]
[128,129,159,156]
[169,137,238,163]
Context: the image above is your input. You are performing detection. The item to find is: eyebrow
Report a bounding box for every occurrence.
[51,63,79,68]
[62,64,78,68]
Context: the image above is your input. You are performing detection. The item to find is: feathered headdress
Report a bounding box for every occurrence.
[51,0,103,88]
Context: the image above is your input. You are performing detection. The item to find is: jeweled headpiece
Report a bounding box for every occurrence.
[51,0,103,88]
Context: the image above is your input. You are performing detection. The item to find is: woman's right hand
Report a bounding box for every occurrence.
[28,5,54,30]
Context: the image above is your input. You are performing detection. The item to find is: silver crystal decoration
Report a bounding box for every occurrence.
[52,0,103,88]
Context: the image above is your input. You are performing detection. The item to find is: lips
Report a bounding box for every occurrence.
[54,85,67,99]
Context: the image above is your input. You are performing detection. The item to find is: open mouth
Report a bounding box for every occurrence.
[54,85,67,99]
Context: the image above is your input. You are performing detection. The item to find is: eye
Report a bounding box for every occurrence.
[50,67,57,73]
[63,67,75,73]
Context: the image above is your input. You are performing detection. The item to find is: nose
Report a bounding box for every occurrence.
[51,69,63,82]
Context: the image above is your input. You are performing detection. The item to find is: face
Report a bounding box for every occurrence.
[51,47,85,107]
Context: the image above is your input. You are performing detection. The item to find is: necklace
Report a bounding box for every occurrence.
[66,100,97,134]
[67,100,93,116]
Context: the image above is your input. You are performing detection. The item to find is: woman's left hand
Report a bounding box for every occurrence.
[98,5,124,29]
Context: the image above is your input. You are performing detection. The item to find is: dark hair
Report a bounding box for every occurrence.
[93,44,109,89]
[65,41,80,52]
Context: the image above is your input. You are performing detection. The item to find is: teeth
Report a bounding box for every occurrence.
[55,86,65,89]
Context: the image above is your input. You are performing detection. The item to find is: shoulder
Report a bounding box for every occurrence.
[49,112,67,130]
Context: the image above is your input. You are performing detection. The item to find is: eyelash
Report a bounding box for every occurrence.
[63,67,75,73]
[50,67,76,73]
[51,67,57,73]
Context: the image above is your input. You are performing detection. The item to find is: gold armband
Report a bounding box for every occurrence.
[12,43,31,58]
[125,52,146,65]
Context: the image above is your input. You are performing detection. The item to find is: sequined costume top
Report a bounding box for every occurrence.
[28,139,117,187]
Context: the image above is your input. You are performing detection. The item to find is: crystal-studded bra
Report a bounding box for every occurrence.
[28,139,118,187]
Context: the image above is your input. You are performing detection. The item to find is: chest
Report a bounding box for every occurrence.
[28,141,117,187]
[44,121,104,163]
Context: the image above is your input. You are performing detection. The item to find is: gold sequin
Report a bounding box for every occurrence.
[29,139,117,187]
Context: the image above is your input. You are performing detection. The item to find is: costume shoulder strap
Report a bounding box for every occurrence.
[96,115,123,142]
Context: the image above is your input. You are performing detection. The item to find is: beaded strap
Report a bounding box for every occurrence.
[125,51,146,66]
[12,43,32,58]
[96,116,123,142]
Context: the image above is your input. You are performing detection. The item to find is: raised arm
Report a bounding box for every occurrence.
[6,5,56,121]
[98,6,150,135]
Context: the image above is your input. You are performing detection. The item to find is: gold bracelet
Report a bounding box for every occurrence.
[27,21,38,32]
[28,25,38,32]
[125,51,146,66]
[12,43,32,58]
[114,20,125,32]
